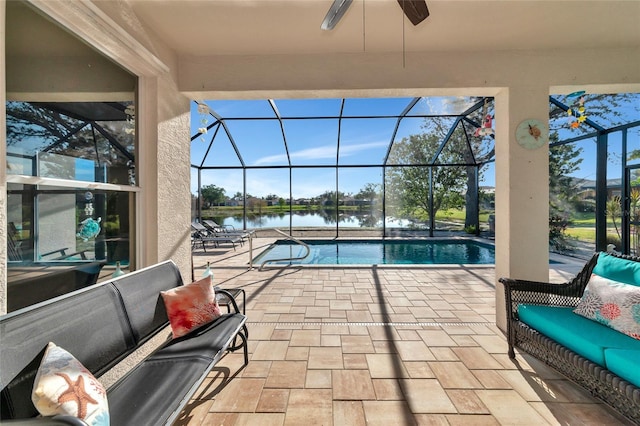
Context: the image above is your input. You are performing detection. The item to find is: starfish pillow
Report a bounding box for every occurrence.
[32,342,109,425]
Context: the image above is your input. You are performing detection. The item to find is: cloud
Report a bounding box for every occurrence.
[254,141,388,165]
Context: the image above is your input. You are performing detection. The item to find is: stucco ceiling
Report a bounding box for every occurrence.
[126,0,640,57]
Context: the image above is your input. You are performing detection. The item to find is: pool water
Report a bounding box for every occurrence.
[254,239,496,265]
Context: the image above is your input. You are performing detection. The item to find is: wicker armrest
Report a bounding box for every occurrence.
[500,278,582,316]
[500,252,599,359]
[500,252,599,316]
[501,277,578,295]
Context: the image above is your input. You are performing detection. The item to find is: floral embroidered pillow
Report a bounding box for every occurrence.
[574,274,640,340]
[31,342,109,425]
[160,275,222,338]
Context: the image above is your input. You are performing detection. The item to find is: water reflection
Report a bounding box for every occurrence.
[213,211,418,229]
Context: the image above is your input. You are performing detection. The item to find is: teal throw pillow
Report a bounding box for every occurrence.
[592,252,640,286]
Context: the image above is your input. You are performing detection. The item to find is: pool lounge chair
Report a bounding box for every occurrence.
[8,222,90,261]
[201,219,255,242]
[191,222,243,251]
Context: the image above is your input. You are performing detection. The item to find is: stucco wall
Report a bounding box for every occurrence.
[179,47,640,99]
[156,76,191,277]
[6,1,135,100]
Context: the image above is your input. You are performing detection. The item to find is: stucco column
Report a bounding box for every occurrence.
[137,74,191,278]
[494,86,550,332]
[155,78,191,277]
[137,76,159,268]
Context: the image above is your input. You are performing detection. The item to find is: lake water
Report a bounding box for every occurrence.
[219,212,417,229]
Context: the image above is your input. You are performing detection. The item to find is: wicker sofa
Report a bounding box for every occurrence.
[500,251,640,423]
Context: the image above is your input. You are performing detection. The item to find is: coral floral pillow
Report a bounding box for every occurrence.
[161,275,222,338]
[574,274,640,340]
[31,342,109,425]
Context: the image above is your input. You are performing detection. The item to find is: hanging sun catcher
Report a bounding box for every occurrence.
[197,102,210,142]
[566,90,588,129]
[77,191,101,242]
[473,98,495,138]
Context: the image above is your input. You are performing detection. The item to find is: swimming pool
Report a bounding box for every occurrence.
[253,239,496,266]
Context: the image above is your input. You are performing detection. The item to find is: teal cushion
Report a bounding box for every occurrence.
[518,304,640,366]
[592,252,640,286]
[604,349,640,388]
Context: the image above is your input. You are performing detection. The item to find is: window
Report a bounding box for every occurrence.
[5,101,137,312]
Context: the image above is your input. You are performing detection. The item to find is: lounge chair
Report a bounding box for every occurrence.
[191,222,243,251]
[6,223,104,311]
[8,222,90,261]
[7,224,22,262]
[201,219,255,242]
[202,219,235,233]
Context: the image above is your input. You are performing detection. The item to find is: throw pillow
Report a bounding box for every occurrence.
[592,252,640,286]
[31,342,109,425]
[160,275,222,338]
[574,274,640,340]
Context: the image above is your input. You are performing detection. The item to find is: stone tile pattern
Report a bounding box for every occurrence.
[178,243,632,425]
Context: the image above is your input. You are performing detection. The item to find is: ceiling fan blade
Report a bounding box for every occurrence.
[397,0,430,26]
[321,0,353,31]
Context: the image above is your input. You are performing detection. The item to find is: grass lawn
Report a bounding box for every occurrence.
[434,209,492,223]
[566,227,595,240]
[566,226,623,246]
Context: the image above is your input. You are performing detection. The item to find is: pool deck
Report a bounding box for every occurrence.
[179,237,631,425]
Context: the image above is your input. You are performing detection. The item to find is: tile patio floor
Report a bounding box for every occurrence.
[176,238,633,425]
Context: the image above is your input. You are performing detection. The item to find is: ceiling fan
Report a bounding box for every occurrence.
[321,0,429,31]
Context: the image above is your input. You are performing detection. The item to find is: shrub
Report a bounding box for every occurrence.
[549,215,576,253]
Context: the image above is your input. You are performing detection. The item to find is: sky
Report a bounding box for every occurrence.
[190,95,640,199]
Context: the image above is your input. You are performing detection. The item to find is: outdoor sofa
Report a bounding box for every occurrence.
[0,260,248,425]
[500,251,640,423]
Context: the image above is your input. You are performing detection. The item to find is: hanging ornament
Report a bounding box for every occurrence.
[77,191,101,241]
[197,102,211,143]
[473,98,495,138]
[84,202,94,217]
[197,103,210,115]
[77,217,101,242]
[83,192,94,216]
[566,91,588,128]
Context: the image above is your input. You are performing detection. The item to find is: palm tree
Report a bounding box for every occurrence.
[605,195,622,240]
